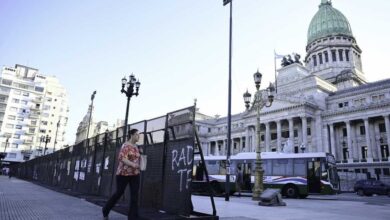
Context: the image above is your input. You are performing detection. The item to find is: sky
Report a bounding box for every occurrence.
[0,0,389,145]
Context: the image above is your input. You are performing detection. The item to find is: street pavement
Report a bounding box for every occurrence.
[1,176,389,220]
[193,193,390,220]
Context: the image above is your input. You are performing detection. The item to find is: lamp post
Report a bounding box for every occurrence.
[243,70,275,201]
[222,0,233,202]
[86,91,96,141]
[3,136,9,153]
[53,119,60,152]
[42,135,51,156]
[121,74,140,143]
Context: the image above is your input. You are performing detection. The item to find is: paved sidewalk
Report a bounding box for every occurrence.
[0,176,125,220]
[1,176,390,220]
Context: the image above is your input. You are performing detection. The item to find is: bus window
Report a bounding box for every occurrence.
[293,159,306,176]
[273,159,293,176]
[263,159,272,176]
[219,160,227,175]
[205,160,219,175]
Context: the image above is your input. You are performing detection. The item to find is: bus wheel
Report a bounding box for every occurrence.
[211,181,222,195]
[283,184,299,198]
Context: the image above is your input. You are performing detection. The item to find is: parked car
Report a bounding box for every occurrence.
[353,179,390,196]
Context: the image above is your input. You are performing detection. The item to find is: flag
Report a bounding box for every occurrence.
[274,51,285,59]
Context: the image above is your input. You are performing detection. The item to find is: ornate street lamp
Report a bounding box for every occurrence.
[42,135,51,156]
[86,91,96,140]
[243,69,275,201]
[121,73,140,143]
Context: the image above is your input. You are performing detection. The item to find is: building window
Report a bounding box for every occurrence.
[361,146,368,159]
[5,124,14,129]
[384,168,390,176]
[324,51,329,62]
[338,50,344,61]
[35,86,44,92]
[345,50,350,61]
[208,128,211,133]
[12,98,20,103]
[342,148,349,160]
[15,125,22,129]
[281,131,289,138]
[11,144,18,148]
[10,107,17,112]
[22,92,29,97]
[313,55,317,66]
[41,121,48,125]
[7,115,16,120]
[331,50,337,62]
[294,146,299,153]
[379,123,386,133]
[2,79,12,85]
[338,103,343,108]
[344,102,349,107]
[271,133,277,140]
[342,128,347,137]
[260,135,265,141]
[13,134,21,139]
[307,128,311,136]
[319,53,323,64]
[380,145,389,158]
[21,100,27,105]
[7,153,17,158]
[294,130,298,137]
[360,126,365,135]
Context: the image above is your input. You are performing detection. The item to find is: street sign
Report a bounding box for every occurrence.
[223,0,231,6]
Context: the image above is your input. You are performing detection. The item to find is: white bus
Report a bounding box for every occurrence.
[192,152,339,198]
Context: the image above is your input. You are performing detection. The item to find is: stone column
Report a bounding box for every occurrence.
[364,118,373,161]
[310,118,316,152]
[301,116,308,150]
[373,122,380,159]
[345,120,353,162]
[245,127,250,152]
[322,124,330,153]
[265,122,270,152]
[384,115,390,152]
[351,123,358,160]
[288,118,294,144]
[329,123,336,158]
[315,112,323,152]
[277,120,282,152]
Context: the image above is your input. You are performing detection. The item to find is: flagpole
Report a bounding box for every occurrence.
[274,50,278,93]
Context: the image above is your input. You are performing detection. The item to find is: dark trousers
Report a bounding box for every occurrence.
[103,175,140,220]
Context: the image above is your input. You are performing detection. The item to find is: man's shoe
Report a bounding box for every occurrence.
[102,207,108,219]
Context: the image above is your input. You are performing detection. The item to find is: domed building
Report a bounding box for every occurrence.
[196,0,390,189]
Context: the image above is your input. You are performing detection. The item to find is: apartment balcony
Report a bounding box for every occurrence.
[30,113,40,119]
[21,149,33,155]
[32,97,43,103]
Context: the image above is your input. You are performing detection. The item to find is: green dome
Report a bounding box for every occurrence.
[307,1,353,44]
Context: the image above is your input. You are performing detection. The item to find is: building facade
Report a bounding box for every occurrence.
[74,104,123,144]
[0,64,69,163]
[197,0,390,177]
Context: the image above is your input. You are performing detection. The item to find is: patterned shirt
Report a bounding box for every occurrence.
[116,142,140,176]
